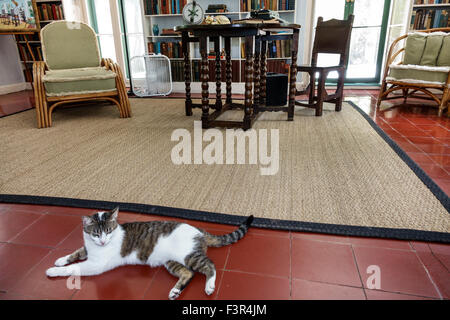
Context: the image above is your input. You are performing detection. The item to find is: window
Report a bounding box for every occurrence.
[86,0,145,80]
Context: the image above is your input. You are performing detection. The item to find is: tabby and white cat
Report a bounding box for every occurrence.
[46,207,253,300]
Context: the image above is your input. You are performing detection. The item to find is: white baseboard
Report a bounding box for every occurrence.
[0,82,30,95]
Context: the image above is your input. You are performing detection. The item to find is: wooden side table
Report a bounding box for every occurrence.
[175,23,300,130]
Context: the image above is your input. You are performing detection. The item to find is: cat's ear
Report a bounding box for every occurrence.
[110,206,119,220]
[82,216,93,227]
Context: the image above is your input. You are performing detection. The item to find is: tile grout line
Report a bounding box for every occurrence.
[54,223,82,249]
[141,267,164,299]
[427,245,450,274]
[350,244,368,300]
[290,276,438,300]
[213,246,231,300]
[5,245,55,297]
[412,244,443,300]
[219,267,290,281]
[7,214,47,245]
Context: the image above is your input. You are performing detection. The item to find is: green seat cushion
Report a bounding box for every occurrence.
[419,34,445,66]
[437,35,450,67]
[387,64,450,86]
[41,21,101,70]
[403,33,427,65]
[43,67,117,96]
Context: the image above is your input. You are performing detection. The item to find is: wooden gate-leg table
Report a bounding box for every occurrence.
[176,23,301,130]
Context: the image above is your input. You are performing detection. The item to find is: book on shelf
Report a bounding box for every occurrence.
[411,8,449,29]
[206,4,228,13]
[37,3,64,21]
[170,59,288,83]
[239,59,288,82]
[16,42,43,62]
[144,0,187,15]
[414,0,450,5]
[241,0,295,12]
[148,41,182,58]
[160,28,180,36]
[240,39,291,58]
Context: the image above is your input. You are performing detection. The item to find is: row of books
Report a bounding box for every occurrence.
[36,3,64,21]
[143,0,295,14]
[16,43,43,62]
[241,0,295,12]
[143,0,187,15]
[148,41,183,58]
[414,0,450,4]
[411,9,450,29]
[173,59,289,82]
[240,40,292,58]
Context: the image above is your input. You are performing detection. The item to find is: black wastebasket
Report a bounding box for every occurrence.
[266,72,288,106]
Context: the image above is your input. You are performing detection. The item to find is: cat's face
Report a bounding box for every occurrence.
[82,207,119,246]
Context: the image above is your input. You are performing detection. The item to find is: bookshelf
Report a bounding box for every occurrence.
[409,0,450,31]
[14,0,65,82]
[141,0,297,84]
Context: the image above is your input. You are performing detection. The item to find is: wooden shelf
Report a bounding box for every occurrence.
[147,35,181,37]
[144,0,297,83]
[413,4,450,8]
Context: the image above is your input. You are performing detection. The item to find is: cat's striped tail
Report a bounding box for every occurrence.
[204,215,254,248]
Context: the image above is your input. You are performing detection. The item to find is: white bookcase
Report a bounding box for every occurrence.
[140,0,297,90]
[408,1,450,31]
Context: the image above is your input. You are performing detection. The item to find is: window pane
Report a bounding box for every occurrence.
[126,34,145,59]
[316,54,340,79]
[347,27,381,79]
[122,0,143,34]
[390,0,411,26]
[98,35,117,61]
[352,0,385,27]
[93,0,113,34]
[314,0,345,21]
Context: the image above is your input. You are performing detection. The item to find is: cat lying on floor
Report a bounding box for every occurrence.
[46,207,253,300]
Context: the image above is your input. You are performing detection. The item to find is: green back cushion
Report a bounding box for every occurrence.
[419,34,444,66]
[437,35,450,66]
[403,33,427,65]
[42,21,101,70]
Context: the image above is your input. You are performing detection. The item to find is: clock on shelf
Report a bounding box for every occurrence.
[182,1,204,25]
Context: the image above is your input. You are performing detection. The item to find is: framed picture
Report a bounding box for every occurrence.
[0,0,39,33]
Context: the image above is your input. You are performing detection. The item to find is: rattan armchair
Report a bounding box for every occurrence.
[33,21,131,128]
[377,28,450,117]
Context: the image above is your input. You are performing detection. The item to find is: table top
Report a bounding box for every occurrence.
[175,23,301,33]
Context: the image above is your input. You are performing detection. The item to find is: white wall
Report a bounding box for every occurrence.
[0,35,26,94]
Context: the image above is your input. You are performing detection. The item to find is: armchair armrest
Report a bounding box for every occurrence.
[101,58,131,117]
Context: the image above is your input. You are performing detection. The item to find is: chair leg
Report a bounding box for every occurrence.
[309,72,316,105]
[316,71,326,116]
[377,81,387,107]
[402,88,409,103]
[438,87,449,117]
[335,70,345,112]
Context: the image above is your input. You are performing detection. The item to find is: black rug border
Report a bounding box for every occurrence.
[1,100,449,243]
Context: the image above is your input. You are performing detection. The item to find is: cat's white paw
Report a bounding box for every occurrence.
[46,267,65,277]
[205,278,215,295]
[54,256,69,267]
[168,288,181,300]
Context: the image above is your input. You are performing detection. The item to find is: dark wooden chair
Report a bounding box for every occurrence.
[295,15,354,116]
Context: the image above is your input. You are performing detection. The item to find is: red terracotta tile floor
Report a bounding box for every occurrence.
[0,89,449,300]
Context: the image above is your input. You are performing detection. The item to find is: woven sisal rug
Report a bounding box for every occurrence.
[0,99,449,242]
